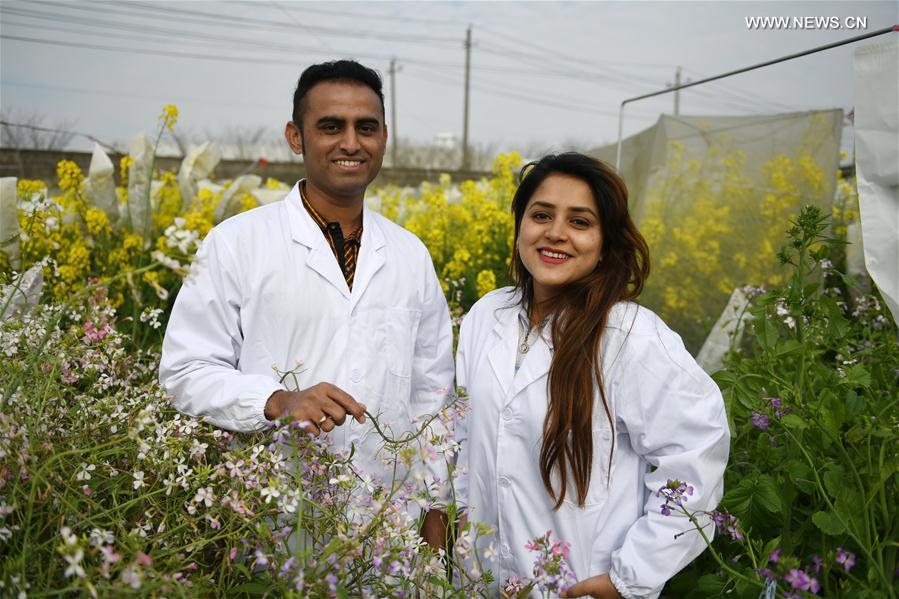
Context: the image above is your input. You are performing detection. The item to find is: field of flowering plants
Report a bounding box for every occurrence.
[1,108,896,598]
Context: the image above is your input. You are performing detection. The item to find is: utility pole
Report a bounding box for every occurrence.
[673,66,682,115]
[388,58,399,167]
[461,25,472,170]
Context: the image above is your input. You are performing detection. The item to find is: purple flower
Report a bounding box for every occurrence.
[811,554,823,573]
[785,568,810,590]
[769,548,781,564]
[835,547,856,573]
[710,510,743,541]
[750,410,769,431]
[808,577,821,594]
[657,479,694,515]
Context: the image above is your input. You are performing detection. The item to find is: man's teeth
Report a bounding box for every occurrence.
[336,160,361,167]
[540,250,569,259]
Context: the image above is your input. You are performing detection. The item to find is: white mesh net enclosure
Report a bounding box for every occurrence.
[590,110,843,352]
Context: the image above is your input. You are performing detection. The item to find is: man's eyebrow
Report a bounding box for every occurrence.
[316,116,346,126]
[530,200,598,218]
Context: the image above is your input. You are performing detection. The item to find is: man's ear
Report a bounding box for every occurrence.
[284,121,303,156]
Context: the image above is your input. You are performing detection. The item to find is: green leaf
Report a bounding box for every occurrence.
[786,459,815,495]
[843,364,871,388]
[773,339,804,357]
[822,465,846,497]
[835,270,858,288]
[754,474,783,513]
[336,586,351,599]
[845,390,865,415]
[812,510,847,535]
[780,413,808,430]
[724,474,782,515]
[695,574,728,595]
[230,581,277,594]
[753,317,780,350]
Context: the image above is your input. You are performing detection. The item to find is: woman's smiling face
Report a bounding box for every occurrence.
[517,173,603,304]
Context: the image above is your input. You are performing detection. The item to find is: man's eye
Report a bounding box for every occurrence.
[359,125,377,135]
[322,124,340,133]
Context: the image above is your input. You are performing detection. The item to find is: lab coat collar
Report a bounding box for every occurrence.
[284,182,386,304]
[487,292,554,400]
[350,206,386,311]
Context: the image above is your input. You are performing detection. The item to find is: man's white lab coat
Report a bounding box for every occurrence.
[455,288,730,598]
[160,183,455,481]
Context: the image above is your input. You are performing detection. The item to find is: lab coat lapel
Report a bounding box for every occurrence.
[512,335,552,398]
[487,307,517,398]
[349,208,386,312]
[285,183,350,300]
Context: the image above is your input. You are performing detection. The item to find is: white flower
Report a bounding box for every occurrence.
[89,528,114,547]
[260,486,280,504]
[75,463,96,482]
[64,549,85,578]
[132,471,145,490]
[193,487,214,508]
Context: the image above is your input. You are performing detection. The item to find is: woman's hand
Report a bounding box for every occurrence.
[561,573,622,599]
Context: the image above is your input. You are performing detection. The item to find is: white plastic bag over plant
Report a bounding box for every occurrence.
[854,36,899,326]
[0,177,18,269]
[696,287,750,374]
[178,141,222,209]
[127,133,154,238]
[0,264,43,322]
[85,143,119,225]
[214,174,261,223]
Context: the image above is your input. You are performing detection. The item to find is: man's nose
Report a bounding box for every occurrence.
[339,129,361,153]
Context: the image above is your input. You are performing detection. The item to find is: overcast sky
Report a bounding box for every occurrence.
[1,0,896,157]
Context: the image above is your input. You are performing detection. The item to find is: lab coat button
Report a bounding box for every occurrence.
[501,543,510,557]
[502,407,513,420]
[499,476,511,488]
[351,369,362,383]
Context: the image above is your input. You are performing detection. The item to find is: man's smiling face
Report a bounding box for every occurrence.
[286,80,387,204]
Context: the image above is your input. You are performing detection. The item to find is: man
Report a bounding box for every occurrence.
[159,60,453,547]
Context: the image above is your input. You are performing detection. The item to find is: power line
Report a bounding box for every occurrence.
[0,120,122,153]
[66,0,461,45]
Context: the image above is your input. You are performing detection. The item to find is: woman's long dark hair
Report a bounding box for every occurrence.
[510,153,650,509]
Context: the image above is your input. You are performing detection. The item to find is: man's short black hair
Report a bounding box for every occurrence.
[292,60,385,125]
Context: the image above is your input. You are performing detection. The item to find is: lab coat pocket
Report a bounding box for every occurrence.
[385,308,422,378]
[562,426,613,508]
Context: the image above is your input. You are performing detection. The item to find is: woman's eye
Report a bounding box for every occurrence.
[532,212,550,221]
[572,219,590,227]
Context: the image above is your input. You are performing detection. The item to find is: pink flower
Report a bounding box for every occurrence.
[136,551,153,567]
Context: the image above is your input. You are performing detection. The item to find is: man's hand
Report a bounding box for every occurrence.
[561,574,622,599]
[420,509,448,551]
[264,383,366,435]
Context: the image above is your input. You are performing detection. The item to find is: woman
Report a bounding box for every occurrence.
[455,153,730,598]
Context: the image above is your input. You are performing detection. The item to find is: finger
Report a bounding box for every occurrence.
[560,581,590,598]
[322,383,366,423]
[319,414,336,433]
[295,419,321,437]
[319,398,349,426]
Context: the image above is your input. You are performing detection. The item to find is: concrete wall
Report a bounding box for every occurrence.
[0,148,491,188]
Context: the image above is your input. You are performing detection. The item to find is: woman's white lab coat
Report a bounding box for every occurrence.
[159,183,454,481]
[455,288,730,598]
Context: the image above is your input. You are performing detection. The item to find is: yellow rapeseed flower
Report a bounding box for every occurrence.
[84,207,111,236]
[476,270,497,298]
[160,104,179,131]
[56,160,84,193]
